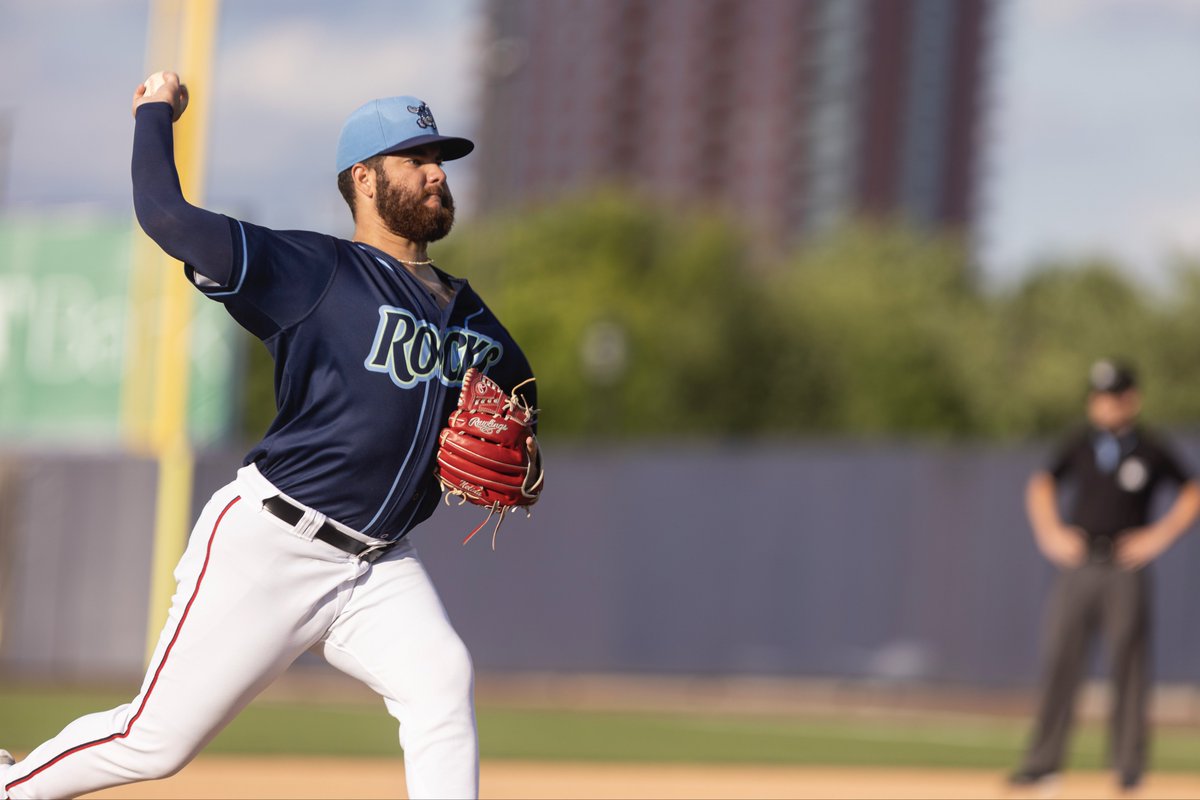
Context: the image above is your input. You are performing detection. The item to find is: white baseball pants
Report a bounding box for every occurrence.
[1,465,478,799]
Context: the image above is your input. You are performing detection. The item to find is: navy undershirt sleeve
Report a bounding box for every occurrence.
[131,102,236,285]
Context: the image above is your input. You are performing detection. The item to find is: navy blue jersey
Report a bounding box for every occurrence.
[190,223,533,539]
[131,102,533,540]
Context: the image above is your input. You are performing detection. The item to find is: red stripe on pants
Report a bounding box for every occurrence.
[4,495,242,795]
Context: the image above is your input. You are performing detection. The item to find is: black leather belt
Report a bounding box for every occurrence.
[262,496,394,563]
[1087,534,1115,563]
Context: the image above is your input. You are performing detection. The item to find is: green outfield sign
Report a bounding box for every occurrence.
[0,215,237,444]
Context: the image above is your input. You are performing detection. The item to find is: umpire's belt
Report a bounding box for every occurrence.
[1087,533,1115,563]
[263,496,395,563]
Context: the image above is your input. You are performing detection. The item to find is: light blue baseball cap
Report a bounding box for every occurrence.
[335,96,474,173]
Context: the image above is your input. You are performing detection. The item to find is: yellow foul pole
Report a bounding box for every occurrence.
[132,0,221,663]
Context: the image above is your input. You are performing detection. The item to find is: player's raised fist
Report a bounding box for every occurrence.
[132,70,189,121]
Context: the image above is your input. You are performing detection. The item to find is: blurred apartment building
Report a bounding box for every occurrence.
[476,0,994,246]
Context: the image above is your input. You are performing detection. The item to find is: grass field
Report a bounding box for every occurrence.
[3,684,1200,773]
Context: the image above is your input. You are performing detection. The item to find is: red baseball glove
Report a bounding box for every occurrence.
[434,368,543,547]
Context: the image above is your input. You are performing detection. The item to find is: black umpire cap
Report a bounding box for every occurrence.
[1088,359,1138,394]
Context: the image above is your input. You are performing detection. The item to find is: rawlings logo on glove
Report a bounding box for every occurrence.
[434,368,543,547]
[467,417,512,437]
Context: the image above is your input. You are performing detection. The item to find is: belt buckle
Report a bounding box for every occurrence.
[1091,535,1114,563]
[359,542,392,564]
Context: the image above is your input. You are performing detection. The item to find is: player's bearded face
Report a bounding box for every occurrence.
[373,167,455,244]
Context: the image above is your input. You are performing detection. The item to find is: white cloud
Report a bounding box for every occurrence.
[981,0,1200,285]
[1135,200,1200,256]
[1026,0,1200,31]
[215,12,481,127]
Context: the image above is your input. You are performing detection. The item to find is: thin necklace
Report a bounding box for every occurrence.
[396,256,434,266]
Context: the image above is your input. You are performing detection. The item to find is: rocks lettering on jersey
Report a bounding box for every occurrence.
[365,306,504,388]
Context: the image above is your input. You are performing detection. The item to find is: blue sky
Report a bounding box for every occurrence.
[2,0,1200,288]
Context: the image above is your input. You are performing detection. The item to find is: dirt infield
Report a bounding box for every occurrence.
[82,757,1200,799]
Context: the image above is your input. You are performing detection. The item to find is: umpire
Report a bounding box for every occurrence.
[1010,359,1200,792]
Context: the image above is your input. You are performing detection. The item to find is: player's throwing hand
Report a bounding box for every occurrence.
[132,70,188,121]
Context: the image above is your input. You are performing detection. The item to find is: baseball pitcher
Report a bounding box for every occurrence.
[0,72,542,800]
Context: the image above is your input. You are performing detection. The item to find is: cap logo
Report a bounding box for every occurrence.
[407,102,437,131]
[1091,361,1116,390]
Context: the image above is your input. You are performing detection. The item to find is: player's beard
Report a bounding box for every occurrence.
[374,168,455,244]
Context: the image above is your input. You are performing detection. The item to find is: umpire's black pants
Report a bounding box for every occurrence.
[1019,559,1151,781]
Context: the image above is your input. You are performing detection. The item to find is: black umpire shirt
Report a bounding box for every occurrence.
[1047,424,1192,541]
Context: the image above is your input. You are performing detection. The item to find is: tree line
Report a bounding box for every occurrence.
[239,192,1200,441]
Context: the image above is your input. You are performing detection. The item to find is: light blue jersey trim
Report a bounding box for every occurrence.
[355,244,399,276]
[355,244,488,534]
[364,378,431,533]
[362,247,428,533]
[204,219,250,298]
[371,255,397,274]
